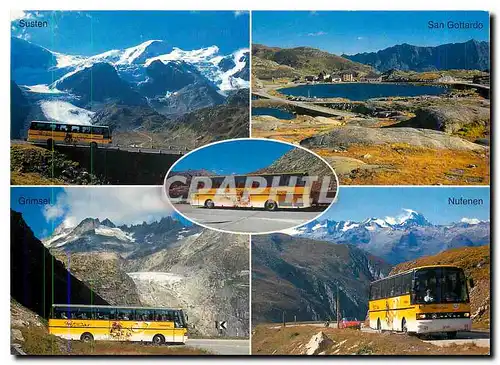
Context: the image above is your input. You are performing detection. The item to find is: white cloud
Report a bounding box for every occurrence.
[43,187,174,228]
[357,36,365,40]
[307,31,327,37]
[234,11,247,17]
[11,10,32,22]
[460,217,481,225]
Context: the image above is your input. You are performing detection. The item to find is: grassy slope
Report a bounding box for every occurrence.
[391,245,490,328]
[10,144,100,185]
[252,325,489,355]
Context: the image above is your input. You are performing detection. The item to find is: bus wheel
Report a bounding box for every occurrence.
[402,318,407,333]
[446,331,457,339]
[376,318,381,332]
[152,334,165,345]
[265,200,278,211]
[80,332,94,343]
[204,199,215,209]
[47,139,54,149]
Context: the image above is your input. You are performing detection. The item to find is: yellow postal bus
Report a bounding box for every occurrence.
[27,121,112,148]
[189,172,330,211]
[49,304,188,344]
[368,265,473,338]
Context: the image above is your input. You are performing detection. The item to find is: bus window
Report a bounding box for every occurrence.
[71,125,80,132]
[136,309,154,321]
[442,269,468,303]
[102,127,110,138]
[116,308,134,321]
[173,310,184,328]
[235,176,246,188]
[92,127,103,135]
[72,307,91,320]
[394,276,402,296]
[402,273,412,294]
[281,175,290,186]
[54,307,71,319]
[371,282,380,300]
[211,177,224,189]
[81,126,91,134]
[58,124,69,132]
[92,307,115,320]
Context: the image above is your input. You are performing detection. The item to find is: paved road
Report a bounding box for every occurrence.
[360,326,490,348]
[423,331,490,348]
[252,86,356,118]
[176,205,323,233]
[186,339,250,355]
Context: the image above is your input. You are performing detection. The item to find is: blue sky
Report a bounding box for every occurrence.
[11,187,181,240]
[252,11,490,55]
[321,187,490,225]
[171,140,294,175]
[11,11,249,55]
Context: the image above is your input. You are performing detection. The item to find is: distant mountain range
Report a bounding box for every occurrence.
[10,37,249,145]
[252,234,391,324]
[41,215,249,337]
[343,40,490,72]
[287,209,490,264]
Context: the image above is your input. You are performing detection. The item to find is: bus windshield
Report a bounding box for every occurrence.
[413,267,469,304]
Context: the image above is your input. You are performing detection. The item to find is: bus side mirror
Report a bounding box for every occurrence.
[469,278,475,289]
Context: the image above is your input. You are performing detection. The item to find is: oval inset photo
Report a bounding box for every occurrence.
[164,138,339,234]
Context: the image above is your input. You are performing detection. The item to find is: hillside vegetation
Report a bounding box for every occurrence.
[391,245,490,328]
[252,44,372,81]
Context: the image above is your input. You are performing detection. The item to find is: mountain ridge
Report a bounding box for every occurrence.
[343,39,490,72]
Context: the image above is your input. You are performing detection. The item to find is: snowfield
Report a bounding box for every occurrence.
[40,101,94,125]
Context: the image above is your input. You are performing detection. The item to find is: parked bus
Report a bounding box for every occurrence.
[189,172,336,211]
[368,265,473,338]
[27,121,112,148]
[49,304,188,344]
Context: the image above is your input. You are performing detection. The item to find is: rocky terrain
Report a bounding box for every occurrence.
[344,40,490,72]
[42,216,250,337]
[253,147,334,178]
[288,210,490,265]
[252,234,391,324]
[301,126,486,152]
[391,245,490,329]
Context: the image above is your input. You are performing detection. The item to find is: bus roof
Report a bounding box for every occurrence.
[52,304,184,310]
[194,172,309,178]
[30,121,109,129]
[370,265,463,284]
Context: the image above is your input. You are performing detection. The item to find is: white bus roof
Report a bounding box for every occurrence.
[52,304,184,310]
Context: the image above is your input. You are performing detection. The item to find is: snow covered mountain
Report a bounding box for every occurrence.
[287,210,490,264]
[43,216,199,254]
[11,37,249,92]
[11,37,249,134]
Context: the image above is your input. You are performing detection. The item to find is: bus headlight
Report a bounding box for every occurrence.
[464,312,470,318]
[417,313,427,319]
